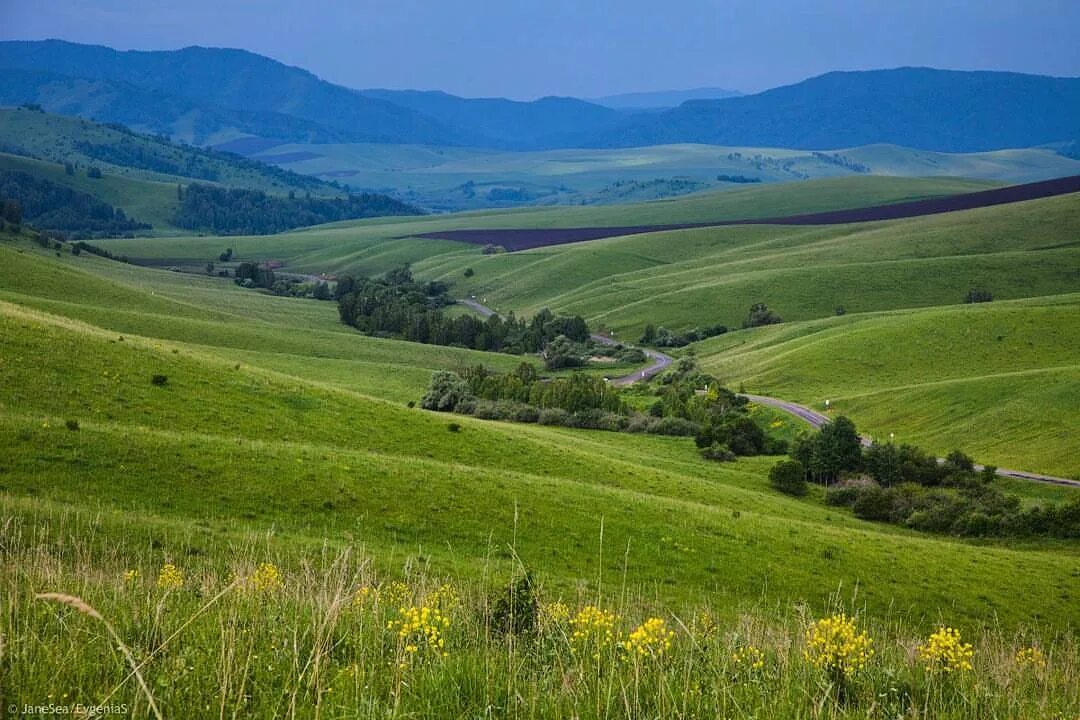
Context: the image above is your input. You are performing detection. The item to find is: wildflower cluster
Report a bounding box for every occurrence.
[427,583,459,610]
[570,605,619,657]
[917,627,974,673]
[251,563,284,593]
[382,581,410,606]
[123,569,139,584]
[620,617,675,660]
[389,605,450,661]
[804,613,874,677]
[353,585,377,611]
[540,600,570,628]
[731,644,766,672]
[1015,646,1047,670]
[156,563,185,590]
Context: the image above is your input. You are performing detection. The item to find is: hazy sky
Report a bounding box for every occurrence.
[4,0,1079,99]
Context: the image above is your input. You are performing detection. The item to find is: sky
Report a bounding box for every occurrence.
[3,0,1079,99]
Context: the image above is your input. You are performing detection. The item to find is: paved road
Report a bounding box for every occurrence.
[459,298,1078,488]
[744,394,1080,488]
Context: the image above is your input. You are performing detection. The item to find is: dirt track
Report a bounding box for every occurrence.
[415,174,1080,251]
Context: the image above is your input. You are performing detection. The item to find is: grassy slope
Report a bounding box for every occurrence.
[1,233,1077,632]
[1,150,181,231]
[414,192,1080,334]
[94,176,998,275]
[250,140,1080,210]
[0,107,334,195]
[693,296,1080,477]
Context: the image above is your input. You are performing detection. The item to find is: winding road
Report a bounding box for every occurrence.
[459,298,1078,487]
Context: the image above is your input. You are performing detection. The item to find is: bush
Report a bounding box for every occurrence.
[742,302,782,328]
[851,484,893,521]
[701,443,736,462]
[151,374,168,386]
[463,267,474,278]
[646,416,700,437]
[769,460,807,496]
[537,408,570,426]
[64,419,80,432]
[964,288,993,303]
[489,573,538,636]
[447,422,461,433]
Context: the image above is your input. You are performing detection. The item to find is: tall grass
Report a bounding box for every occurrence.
[3,506,1076,719]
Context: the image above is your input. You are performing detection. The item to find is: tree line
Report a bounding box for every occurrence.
[337,266,590,361]
[768,416,1079,538]
[0,170,150,237]
[174,183,421,235]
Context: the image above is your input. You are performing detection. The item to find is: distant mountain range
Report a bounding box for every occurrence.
[1,40,1078,153]
[589,87,743,110]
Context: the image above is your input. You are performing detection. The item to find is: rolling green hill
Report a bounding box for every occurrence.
[93,175,998,270]
[1,230,1076,631]
[0,107,336,195]
[693,296,1080,477]
[243,141,1080,211]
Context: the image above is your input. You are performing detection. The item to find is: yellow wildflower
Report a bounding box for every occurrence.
[620,617,675,660]
[251,562,284,592]
[388,605,451,662]
[428,583,459,610]
[156,563,185,590]
[1015,646,1047,670]
[804,613,873,677]
[732,644,766,672]
[353,585,378,610]
[917,627,974,673]
[382,580,410,606]
[541,600,570,627]
[570,605,619,658]
[123,569,139,584]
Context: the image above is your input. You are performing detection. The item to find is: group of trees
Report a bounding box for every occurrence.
[173,183,421,235]
[639,323,728,348]
[419,357,793,447]
[337,266,591,361]
[0,170,149,237]
[773,415,1079,538]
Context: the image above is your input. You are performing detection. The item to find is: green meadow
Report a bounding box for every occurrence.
[2,169,1079,717]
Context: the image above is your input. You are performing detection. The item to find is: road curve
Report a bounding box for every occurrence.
[458,299,1077,487]
[743,394,1080,488]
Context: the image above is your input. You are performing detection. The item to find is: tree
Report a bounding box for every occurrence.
[964,288,993,304]
[770,459,807,496]
[463,267,474,278]
[64,162,75,176]
[420,371,474,412]
[542,334,583,370]
[87,166,103,179]
[639,323,657,344]
[205,261,215,275]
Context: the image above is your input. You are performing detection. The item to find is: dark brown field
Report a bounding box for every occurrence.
[412,175,1080,251]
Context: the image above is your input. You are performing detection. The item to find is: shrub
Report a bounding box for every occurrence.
[150,374,168,386]
[851,484,893,521]
[742,302,782,328]
[537,408,570,426]
[447,422,461,433]
[64,419,80,432]
[964,288,993,304]
[490,573,538,636]
[647,416,700,437]
[701,443,736,461]
[770,460,807,495]
[463,267,474,278]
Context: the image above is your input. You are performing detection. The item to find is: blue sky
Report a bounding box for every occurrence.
[4,0,1079,99]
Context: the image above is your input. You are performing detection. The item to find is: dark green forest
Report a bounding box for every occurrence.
[174,183,421,235]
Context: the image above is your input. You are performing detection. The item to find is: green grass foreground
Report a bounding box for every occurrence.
[3,504,1077,719]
